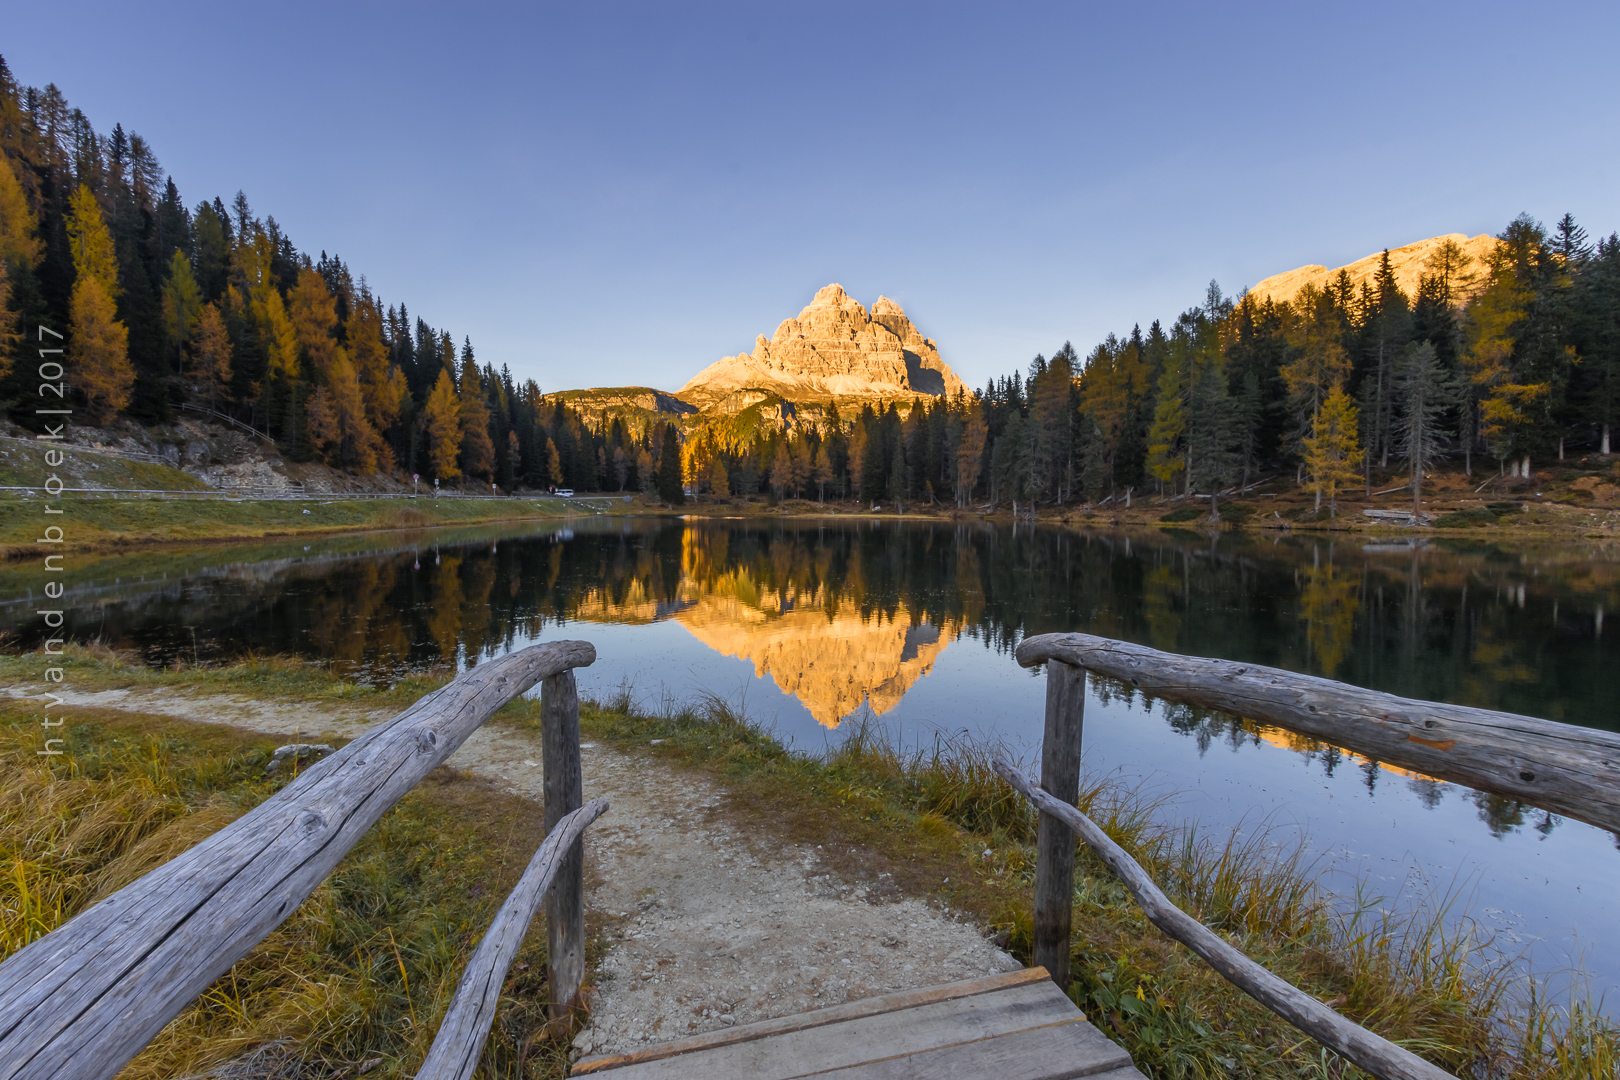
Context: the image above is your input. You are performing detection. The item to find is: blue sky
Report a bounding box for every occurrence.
[7,1,1619,390]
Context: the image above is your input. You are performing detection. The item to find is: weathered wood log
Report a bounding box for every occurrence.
[992,760,1456,1080]
[1014,633,1620,836]
[542,669,586,1021]
[1033,660,1085,989]
[0,640,596,1080]
[416,798,608,1080]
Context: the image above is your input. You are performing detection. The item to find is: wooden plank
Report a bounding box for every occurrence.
[994,758,1457,1080]
[417,799,609,1080]
[543,669,586,1021]
[804,1017,1139,1078]
[573,967,1053,1075]
[1013,632,1620,836]
[573,978,1081,1080]
[0,640,597,1080]
[1034,660,1085,989]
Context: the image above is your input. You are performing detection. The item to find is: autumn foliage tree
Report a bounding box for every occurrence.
[1303,387,1362,516]
[66,185,132,420]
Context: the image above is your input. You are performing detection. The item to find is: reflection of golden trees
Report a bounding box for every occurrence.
[1142,562,1182,651]
[424,553,464,659]
[1300,557,1359,676]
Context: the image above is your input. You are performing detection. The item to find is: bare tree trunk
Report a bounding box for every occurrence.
[1604,424,1612,456]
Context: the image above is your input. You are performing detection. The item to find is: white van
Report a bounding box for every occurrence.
[557,488,574,498]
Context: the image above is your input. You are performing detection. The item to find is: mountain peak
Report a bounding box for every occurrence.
[678,285,964,408]
[1247,233,1501,307]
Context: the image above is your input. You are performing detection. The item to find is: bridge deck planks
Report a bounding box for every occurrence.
[571,967,1145,1079]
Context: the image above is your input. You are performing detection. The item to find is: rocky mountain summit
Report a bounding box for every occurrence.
[1246,233,1501,307]
[554,285,966,425]
[678,284,966,407]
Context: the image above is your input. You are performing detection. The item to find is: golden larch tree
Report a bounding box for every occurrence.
[189,301,232,404]
[1302,386,1362,517]
[66,185,131,420]
[422,367,462,481]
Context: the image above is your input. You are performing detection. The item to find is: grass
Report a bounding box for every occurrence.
[0,492,593,558]
[0,699,572,1079]
[3,649,1616,1078]
[1434,507,1500,529]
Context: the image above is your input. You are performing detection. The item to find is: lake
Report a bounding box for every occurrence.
[5,515,1617,1007]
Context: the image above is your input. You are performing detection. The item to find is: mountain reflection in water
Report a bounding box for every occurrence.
[5,515,1620,1005]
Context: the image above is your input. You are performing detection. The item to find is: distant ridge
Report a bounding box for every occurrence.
[1246,233,1501,306]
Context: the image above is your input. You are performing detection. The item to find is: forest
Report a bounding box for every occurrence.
[1,54,1617,515]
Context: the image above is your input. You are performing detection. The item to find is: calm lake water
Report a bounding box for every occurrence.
[5,515,1618,1007]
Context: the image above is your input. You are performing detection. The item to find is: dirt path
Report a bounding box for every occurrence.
[5,686,1017,1058]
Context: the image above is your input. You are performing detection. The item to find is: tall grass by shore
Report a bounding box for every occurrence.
[0,702,569,1080]
[576,687,1616,1079]
[1,648,1614,1078]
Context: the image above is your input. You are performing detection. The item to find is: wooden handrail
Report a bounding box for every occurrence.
[994,759,1456,1080]
[1016,632,1620,835]
[0,640,596,1080]
[416,797,609,1080]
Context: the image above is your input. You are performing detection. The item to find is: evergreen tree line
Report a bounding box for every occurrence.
[0,56,690,497]
[2,56,1616,512]
[680,217,1620,515]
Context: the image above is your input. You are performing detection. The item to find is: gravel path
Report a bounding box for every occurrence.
[6,685,1018,1058]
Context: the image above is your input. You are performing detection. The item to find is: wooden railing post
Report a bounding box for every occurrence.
[1033,658,1085,990]
[541,669,586,1021]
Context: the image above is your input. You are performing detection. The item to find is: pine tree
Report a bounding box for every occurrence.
[456,339,494,480]
[422,367,462,481]
[1145,332,1188,494]
[657,424,684,504]
[1392,341,1453,517]
[160,249,201,369]
[955,400,988,506]
[1303,387,1362,517]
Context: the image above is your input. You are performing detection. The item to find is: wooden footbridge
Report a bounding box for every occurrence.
[2,633,1614,1079]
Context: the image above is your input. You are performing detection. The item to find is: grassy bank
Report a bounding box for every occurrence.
[2,649,1615,1078]
[0,493,607,559]
[0,696,570,1079]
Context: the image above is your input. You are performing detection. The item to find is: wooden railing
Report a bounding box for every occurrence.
[1003,631,1620,1080]
[0,640,602,1080]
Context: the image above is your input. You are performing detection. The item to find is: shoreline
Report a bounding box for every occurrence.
[2,648,1614,1077]
[4,479,1618,561]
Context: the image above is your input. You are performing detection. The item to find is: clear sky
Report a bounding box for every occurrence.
[6,2,1619,391]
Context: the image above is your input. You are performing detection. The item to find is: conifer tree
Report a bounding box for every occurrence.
[1303,387,1362,516]
[160,249,201,369]
[422,367,462,481]
[657,424,684,504]
[66,185,132,419]
[188,301,232,405]
[1392,341,1453,517]
[456,340,494,480]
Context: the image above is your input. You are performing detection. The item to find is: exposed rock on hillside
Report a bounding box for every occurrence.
[1246,233,1501,307]
[551,387,699,418]
[678,284,966,408]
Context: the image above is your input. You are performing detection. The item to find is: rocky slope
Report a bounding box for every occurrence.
[679,284,967,408]
[1247,233,1501,307]
[551,284,966,425]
